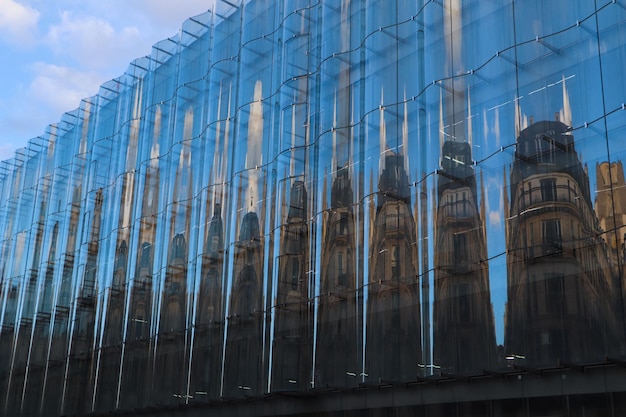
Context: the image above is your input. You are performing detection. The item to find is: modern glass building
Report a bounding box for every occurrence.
[1,0,626,416]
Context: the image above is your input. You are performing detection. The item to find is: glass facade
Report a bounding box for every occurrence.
[1,0,626,415]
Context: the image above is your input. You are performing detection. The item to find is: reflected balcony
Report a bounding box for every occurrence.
[517,182,582,213]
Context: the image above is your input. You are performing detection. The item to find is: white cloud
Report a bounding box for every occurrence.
[0,0,40,45]
[489,210,502,228]
[126,0,213,28]
[0,1,214,160]
[0,62,104,155]
[45,11,146,71]
[28,62,103,112]
[0,142,20,161]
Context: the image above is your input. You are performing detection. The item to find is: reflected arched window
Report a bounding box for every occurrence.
[240,212,260,242]
[337,251,346,286]
[391,245,400,279]
[453,234,467,267]
[540,178,557,202]
[116,240,128,269]
[140,242,152,269]
[170,233,187,261]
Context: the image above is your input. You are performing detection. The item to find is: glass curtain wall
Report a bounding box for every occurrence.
[0,0,625,415]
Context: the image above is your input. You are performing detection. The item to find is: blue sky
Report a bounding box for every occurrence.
[0,0,213,161]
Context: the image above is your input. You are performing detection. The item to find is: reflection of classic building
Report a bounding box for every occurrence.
[595,161,626,355]
[39,186,82,415]
[596,162,626,287]
[95,189,132,412]
[63,187,103,416]
[316,164,359,388]
[506,119,618,367]
[223,208,265,397]
[272,181,311,391]
[5,194,48,416]
[190,203,225,401]
[0,283,16,414]
[434,141,496,374]
[153,144,193,405]
[119,140,160,409]
[366,150,421,383]
[223,81,267,398]
[21,218,59,416]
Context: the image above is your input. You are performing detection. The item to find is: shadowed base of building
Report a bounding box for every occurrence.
[79,361,626,417]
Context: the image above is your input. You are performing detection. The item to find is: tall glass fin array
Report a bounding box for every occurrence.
[0,1,625,416]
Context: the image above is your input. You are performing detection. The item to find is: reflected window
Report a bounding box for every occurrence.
[339,213,349,236]
[542,219,562,253]
[461,191,467,216]
[535,136,556,164]
[171,233,187,260]
[544,273,565,315]
[391,245,400,278]
[140,242,152,269]
[453,233,467,266]
[170,282,181,295]
[540,178,557,202]
[210,235,221,254]
[337,251,347,286]
[134,313,145,339]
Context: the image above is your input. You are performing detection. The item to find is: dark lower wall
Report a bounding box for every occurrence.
[84,363,626,417]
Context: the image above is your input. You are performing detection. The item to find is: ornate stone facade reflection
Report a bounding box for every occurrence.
[63,187,103,416]
[596,162,626,296]
[223,81,267,398]
[316,164,359,388]
[434,141,497,374]
[119,143,160,409]
[366,148,421,383]
[272,181,311,392]
[153,143,193,405]
[190,203,225,401]
[505,118,619,367]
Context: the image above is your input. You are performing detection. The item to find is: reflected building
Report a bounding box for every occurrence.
[21,217,59,417]
[63,187,103,416]
[95,181,134,411]
[366,148,421,383]
[95,83,143,412]
[596,162,626,292]
[271,181,311,392]
[506,118,618,366]
[190,202,225,401]
[595,161,626,354]
[40,186,82,415]
[315,58,360,387]
[434,140,497,374]
[153,142,193,405]
[119,126,161,409]
[316,163,359,388]
[5,192,48,416]
[223,210,265,397]
[94,238,128,412]
[223,81,267,398]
